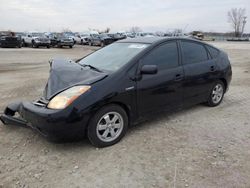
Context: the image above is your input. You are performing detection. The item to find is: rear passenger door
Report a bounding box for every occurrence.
[180,40,218,105]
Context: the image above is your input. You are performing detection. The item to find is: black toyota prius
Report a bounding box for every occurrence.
[0,37,232,147]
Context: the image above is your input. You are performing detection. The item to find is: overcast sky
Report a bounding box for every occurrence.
[0,0,249,33]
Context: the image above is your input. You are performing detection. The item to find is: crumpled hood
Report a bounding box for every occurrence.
[43,58,108,100]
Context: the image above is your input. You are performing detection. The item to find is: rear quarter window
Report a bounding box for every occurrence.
[206,45,220,59]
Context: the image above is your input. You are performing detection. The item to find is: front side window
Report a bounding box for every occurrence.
[79,43,149,72]
[181,41,208,64]
[142,41,179,69]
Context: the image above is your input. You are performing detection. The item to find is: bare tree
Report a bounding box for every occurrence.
[130,26,142,34]
[228,8,247,37]
[99,27,110,34]
[104,27,110,33]
[62,28,72,33]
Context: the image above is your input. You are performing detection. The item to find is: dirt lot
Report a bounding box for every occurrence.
[0,42,250,188]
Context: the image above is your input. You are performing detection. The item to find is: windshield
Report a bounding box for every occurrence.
[79,43,149,72]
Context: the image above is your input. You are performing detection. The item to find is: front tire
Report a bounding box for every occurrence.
[206,81,225,107]
[32,41,38,48]
[88,105,128,148]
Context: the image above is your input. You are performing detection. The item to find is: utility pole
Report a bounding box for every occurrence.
[241,16,247,37]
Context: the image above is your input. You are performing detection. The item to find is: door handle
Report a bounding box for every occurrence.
[175,74,183,81]
[210,66,216,72]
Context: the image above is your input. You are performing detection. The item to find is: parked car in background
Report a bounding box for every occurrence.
[0,31,22,48]
[45,33,58,47]
[55,34,74,48]
[23,33,51,48]
[88,33,114,47]
[0,37,232,147]
[79,34,90,45]
[46,33,74,48]
[107,33,126,41]
[117,31,135,38]
[64,33,82,44]
[135,32,155,38]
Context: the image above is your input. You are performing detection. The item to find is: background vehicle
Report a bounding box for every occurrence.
[45,33,58,47]
[46,33,74,48]
[0,31,22,48]
[23,32,51,48]
[0,37,232,148]
[79,34,90,45]
[64,32,82,44]
[107,33,126,41]
[55,34,74,48]
[135,32,155,37]
[88,33,114,47]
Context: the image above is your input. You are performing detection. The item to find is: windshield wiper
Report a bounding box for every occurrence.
[80,64,103,73]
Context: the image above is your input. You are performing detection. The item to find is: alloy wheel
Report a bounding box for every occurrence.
[96,112,124,142]
[212,83,224,104]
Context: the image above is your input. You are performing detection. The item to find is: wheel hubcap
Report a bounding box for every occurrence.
[96,112,124,142]
[212,84,223,104]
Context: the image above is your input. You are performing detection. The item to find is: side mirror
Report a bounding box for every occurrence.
[140,65,158,75]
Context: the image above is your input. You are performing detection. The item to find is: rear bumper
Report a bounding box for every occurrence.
[0,101,90,141]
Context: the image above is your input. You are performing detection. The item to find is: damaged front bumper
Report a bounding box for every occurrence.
[0,101,90,141]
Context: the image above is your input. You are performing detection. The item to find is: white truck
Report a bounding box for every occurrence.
[22,33,51,48]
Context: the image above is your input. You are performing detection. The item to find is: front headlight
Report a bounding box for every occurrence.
[47,85,91,110]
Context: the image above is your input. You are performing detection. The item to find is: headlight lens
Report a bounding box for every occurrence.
[47,85,91,109]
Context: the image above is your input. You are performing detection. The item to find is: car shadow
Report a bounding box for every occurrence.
[0,103,210,150]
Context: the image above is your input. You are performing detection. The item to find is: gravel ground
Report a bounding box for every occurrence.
[0,42,250,188]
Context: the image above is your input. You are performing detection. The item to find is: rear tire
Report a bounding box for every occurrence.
[88,105,128,148]
[32,41,38,48]
[206,80,225,107]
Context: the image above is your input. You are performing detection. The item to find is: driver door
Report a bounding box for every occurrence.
[136,40,184,116]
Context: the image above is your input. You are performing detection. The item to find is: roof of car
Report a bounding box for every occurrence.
[118,36,202,44]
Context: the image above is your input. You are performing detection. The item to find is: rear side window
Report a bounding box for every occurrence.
[181,41,208,64]
[142,41,179,69]
[206,45,219,59]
